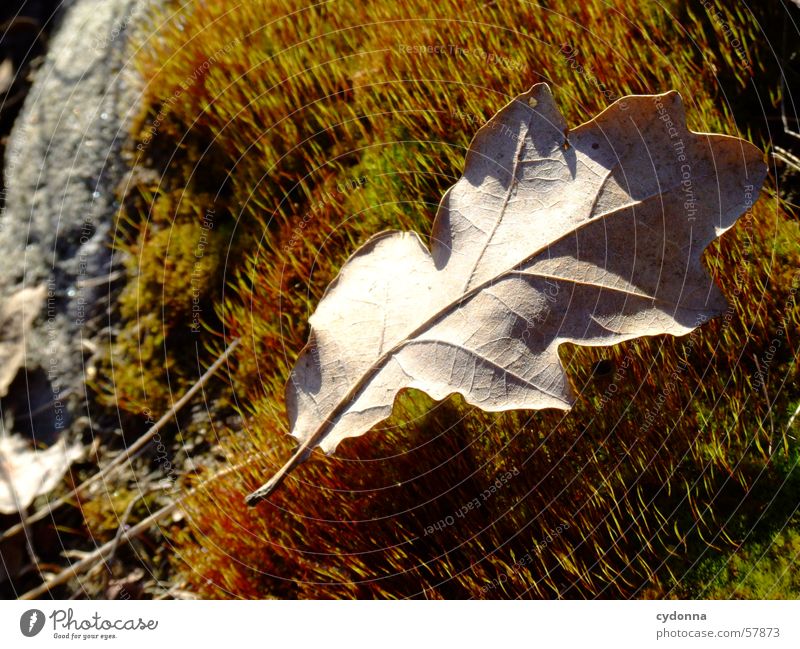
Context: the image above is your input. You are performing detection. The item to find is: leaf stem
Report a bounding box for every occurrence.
[244,441,314,505]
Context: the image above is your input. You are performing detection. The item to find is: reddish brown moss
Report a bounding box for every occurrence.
[112,0,800,598]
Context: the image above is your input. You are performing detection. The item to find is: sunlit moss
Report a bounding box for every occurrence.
[107,0,800,598]
[685,517,800,599]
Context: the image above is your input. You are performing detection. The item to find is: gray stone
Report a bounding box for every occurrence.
[0,0,156,437]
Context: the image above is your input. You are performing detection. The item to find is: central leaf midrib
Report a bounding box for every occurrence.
[309,159,716,443]
[460,112,532,293]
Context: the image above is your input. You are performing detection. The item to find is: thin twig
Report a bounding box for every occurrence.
[753,355,776,457]
[773,146,800,173]
[153,580,196,600]
[18,452,253,599]
[0,431,39,565]
[0,338,239,543]
[106,487,160,570]
[75,270,125,289]
[18,500,179,600]
[13,389,74,422]
[85,486,161,595]
[779,17,800,144]
[786,402,800,437]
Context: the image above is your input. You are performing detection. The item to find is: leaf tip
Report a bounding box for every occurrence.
[521,82,553,103]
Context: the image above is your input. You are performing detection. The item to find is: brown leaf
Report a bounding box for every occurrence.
[0,434,82,514]
[0,59,14,96]
[0,285,46,398]
[247,84,767,504]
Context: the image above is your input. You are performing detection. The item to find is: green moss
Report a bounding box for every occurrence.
[103,0,800,599]
[686,522,800,599]
[99,186,231,414]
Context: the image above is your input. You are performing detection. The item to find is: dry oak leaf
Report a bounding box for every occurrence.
[0,285,46,398]
[0,434,83,514]
[246,83,767,504]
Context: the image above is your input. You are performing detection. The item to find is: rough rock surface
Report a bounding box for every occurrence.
[0,0,154,438]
